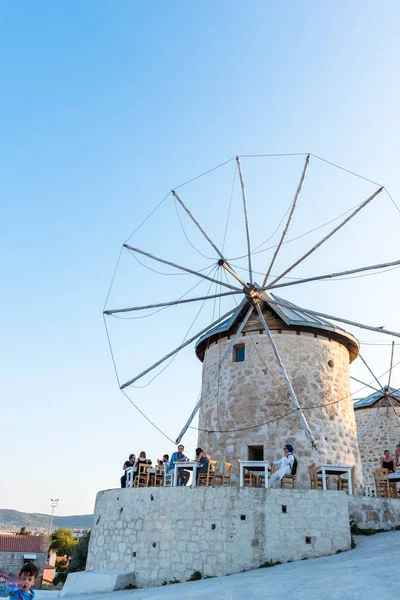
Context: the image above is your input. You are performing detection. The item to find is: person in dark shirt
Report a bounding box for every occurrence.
[380,449,395,472]
[121,454,136,488]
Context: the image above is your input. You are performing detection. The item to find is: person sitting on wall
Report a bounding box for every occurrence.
[169,444,190,485]
[194,447,210,482]
[380,449,395,472]
[120,454,136,488]
[268,444,295,488]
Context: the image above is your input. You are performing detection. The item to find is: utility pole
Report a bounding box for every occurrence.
[49,498,59,534]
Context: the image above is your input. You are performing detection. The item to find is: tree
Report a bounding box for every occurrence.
[49,528,77,558]
[17,526,31,536]
[67,532,90,573]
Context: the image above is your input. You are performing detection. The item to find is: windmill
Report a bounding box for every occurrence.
[104,153,400,489]
[353,342,400,485]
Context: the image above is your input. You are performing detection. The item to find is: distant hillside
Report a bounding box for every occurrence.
[0,509,93,531]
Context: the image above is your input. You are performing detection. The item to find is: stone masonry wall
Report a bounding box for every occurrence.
[198,330,363,490]
[0,551,47,576]
[87,487,351,589]
[355,404,400,486]
[349,496,400,530]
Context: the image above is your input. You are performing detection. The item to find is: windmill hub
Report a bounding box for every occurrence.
[244,284,263,305]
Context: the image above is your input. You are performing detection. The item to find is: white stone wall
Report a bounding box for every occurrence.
[86,487,351,589]
[355,404,400,486]
[198,330,363,490]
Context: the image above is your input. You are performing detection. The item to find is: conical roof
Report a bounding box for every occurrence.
[353,385,400,409]
[195,292,359,362]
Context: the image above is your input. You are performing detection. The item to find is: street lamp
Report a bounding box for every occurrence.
[49,498,59,534]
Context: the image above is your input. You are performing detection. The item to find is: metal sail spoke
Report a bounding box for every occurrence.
[104,290,242,316]
[236,157,253,283]
[267,298,400,339]
[358,407,380,438]
[175,304,254,443]
[263,154,310,287]
[269,186,383,287]
[359,355,384,390]
[123,244,241,292]
[350,376,381,393]
[388,341,395,389]
[172,189,226,261]
[255,303,317,447]
[263,257,400,292]
[120,305,239,390]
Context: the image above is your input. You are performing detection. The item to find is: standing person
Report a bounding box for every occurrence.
[395,442,400,467]
[8,563,38,599]
[380,449,395,472]
[120,454,136,488]
[169,444,190,486]
[268,444,295,488]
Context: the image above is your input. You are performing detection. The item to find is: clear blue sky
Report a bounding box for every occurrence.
[2,1,400,516]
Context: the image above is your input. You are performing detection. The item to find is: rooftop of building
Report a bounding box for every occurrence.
[0,534,47,553]
[353,385,400,409]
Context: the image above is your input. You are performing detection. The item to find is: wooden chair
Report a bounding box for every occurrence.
[308,462,329,490]
[373,468,390,498]
[238,460,257,487]
[134,463,151,488]
[154,464,165,487]
[281,474,297,489]
[215,462,233,486]
[198,460,218,486]
[337,466,355,495]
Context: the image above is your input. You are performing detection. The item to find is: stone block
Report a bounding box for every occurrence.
[60,571,135,596]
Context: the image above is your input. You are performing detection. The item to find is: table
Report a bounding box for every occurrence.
[388,472,400,482]
[125,467,137,488]
[316,464,353,495]
[239,461,270,488]
[173,461,200,487]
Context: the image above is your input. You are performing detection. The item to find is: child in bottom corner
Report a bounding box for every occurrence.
[8,564,38,599]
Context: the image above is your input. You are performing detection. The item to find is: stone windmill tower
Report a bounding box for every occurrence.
[354,385,400,486]
[194,293,364,489]
[104,154,400,495]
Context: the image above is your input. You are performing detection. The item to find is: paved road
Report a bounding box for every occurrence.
[36,530,400,600]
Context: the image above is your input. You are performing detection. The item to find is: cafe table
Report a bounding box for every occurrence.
[238,460,270,488]
[173,461,200,487]
[316,464,353,495]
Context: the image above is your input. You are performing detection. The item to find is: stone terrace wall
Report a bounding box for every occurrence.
[349,496,400,530]
[198,330,363,490]
[87,487,351,589]
[355,404,400,486]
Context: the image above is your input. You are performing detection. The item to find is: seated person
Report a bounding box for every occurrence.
[157,454,169,467]
[380,449,395,472]
[268,444,295,488]
[195,447,209,481]
[120,454,136,488]
[137,451,152,468]
[169,444,190,485]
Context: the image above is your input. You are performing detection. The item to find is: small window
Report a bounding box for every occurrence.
[248,445,264,461]
[233,344,245,362]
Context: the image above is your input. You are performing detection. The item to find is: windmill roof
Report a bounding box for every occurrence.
[195,292,359,360]
[353,385,400,409]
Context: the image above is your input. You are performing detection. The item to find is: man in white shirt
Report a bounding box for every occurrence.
[268,444,295,488]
